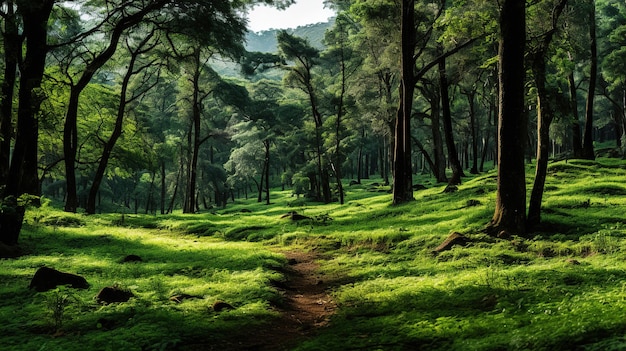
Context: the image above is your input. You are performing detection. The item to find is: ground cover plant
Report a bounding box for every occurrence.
[3,158,626,350]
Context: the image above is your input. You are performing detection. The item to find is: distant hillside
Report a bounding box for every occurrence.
[212,20,334,79]
[244,20,334,53]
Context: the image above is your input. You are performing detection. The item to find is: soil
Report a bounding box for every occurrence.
[179,250,337,351]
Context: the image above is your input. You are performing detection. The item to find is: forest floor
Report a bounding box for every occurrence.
[180,249,337,350]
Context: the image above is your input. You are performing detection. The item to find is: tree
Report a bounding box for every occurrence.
[487,0,527,236]
[5,0,54,198]
[278,30,332,203]
[0,1,20,186]
[582,0,598,159]
[85,29,160,215]
[527,0,569,227]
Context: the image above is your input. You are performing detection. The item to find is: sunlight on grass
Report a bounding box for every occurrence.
[5,158,626,350]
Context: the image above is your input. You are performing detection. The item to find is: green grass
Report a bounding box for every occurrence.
[5,158,626,350]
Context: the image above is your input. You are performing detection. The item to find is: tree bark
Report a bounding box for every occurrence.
[0,2,20,186]
[392,0,416,205]
[582,0,597,160]
[568,68,583,157]
[5,1,54,198]
[488,0,527,236]
[439,54,465,185]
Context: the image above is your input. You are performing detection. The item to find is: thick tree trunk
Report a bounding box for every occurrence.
[488,0,527,236]
[582,0,597,160]
[430,94,448,183]
[6,1,54,198]
[0,2,20,186]
[392,0,416,205]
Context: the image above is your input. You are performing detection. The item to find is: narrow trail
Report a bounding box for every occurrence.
[180,250,337,351]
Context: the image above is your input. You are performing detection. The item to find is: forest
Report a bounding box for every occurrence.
[2,0,626,350]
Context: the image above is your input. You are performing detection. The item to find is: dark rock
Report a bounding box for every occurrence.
[122,254,142,263]
[433,232,470,253]
[29,267,89,292]
[96,286,134,304]
[566,258,581,265]
[212,301,235,312]
[240,209,252,213]
[280,211,311,221]
[466,199,481,207]
[349,180,360,186]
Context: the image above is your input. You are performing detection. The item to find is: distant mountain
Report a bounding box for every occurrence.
[244,20,335,53]
[211,19,334,79]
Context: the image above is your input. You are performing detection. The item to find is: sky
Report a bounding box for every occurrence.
[246,0,336,32]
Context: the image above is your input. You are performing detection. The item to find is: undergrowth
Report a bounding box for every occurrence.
[3,158,626,350]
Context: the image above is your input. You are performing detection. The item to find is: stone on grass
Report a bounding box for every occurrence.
[122,254,143,263]
[96,286,134,304]
[29,267,89,292]
[212,301,235,312]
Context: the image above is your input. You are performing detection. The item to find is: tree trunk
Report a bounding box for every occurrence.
[430,92,448,183]
[5,1,54,198]
[392,0,416,205]
[488,0,527,236]
[568,68,583,157]
[0,2,20,186]
[86,36,149,214]
[467,91,479,174]
[439,54,464,185]
[528,58,554,227]
[582,0,597,160]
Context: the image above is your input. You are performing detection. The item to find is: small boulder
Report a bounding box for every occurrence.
[433,232,470,253]
[122,254,142,263]
[29,267,89,292]
[280,211,311,221]
[96,286,134,304]
[212,301,235,312]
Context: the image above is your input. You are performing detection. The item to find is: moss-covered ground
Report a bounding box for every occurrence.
[4,158,626,350]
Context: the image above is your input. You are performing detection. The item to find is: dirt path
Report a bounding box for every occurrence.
[180,250,337,351]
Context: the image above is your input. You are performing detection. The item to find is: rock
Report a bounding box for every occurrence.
[280,211,311,221]
[240,209,252,213]
[212,301,235,312]
[29,267,89,292]
[433,232,470,253]
[96,286,134,304]
[122,254,142,263]
[349,180,360,186]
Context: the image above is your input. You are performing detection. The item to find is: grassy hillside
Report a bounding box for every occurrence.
[3,158,626,350]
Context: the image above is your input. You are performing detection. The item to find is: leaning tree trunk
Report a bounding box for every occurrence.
[528,59,555,227]
[488,0,527,236]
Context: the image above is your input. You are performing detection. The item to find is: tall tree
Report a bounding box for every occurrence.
[5,0,54,198]
[582,0,598,159]
[527,0,569,227]
[487,0,527,236]
[393,0,420,205]
[85,30,159,215]
[278,30,332,203]
[0,1,20,186]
